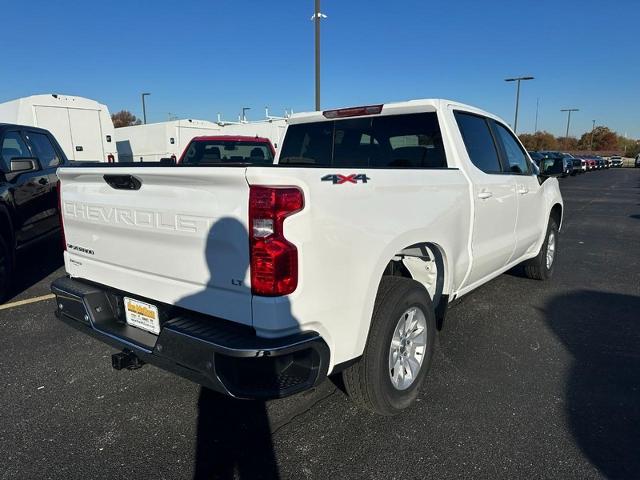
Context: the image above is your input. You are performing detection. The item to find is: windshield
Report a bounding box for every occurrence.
[181,140,274,165]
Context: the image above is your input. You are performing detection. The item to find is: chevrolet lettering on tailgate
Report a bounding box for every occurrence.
[63,201,211,233]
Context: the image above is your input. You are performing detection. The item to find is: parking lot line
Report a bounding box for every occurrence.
[0,293,55,311]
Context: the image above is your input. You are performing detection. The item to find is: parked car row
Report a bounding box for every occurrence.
[528,151,626,176]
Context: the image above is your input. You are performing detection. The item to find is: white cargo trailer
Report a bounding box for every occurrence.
[115,119,223,162]
[0,94,117,162]
[115,117,288,162]
[221,118,287,150]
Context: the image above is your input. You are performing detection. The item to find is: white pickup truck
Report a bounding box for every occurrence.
[52,99,564,415]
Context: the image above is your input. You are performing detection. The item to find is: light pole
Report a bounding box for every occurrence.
[311,0,326,111]
[504,76,534,133]
[241,107,251,122]
[589,119,596,152]
[141,93,150,124]
[534,97,540,132]
[560,108,579,148]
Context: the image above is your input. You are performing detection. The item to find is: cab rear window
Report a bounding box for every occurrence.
[279,113,447,169]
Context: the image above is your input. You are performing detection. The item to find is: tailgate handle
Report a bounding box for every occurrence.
[103,174,142,190]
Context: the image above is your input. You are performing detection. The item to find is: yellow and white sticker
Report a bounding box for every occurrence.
[124,297,160,335]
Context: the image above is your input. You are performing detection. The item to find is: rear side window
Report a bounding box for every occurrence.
[1,131,30,171]
[493,123,530,174]
[27,132,61,168]
[454,112,502,174]
[279,112,447,169]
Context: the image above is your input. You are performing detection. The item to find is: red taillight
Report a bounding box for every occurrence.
[323,104,383,119]
[57,180,66,251]
[249,186,304,296]
[107,154,115,163]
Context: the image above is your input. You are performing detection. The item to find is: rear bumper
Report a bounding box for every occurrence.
[51,276,330,399]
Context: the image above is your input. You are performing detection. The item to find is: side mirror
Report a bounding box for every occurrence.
[10,157,40,173]
[539,158,564,177]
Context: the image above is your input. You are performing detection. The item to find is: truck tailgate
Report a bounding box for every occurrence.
[58,167,252,326]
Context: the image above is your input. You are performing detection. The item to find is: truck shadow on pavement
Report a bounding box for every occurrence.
[9,238,63,301]
[544,291,640,479]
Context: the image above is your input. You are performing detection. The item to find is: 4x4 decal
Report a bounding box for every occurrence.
[321,174,370,185]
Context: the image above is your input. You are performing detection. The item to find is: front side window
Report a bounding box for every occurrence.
[1,131,31,171]
[27,132,61,167]
[493,123,530,174]
[279,112,447,169]
[454,112,502,173]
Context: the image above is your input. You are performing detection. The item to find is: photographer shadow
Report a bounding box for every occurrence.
[177,217,282,479]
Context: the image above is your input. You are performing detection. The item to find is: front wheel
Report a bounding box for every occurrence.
[342,277,436,416]
[523,218,558,280]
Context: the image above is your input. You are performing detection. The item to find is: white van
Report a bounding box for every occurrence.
[115,119,223,162]
[0,94,117,162]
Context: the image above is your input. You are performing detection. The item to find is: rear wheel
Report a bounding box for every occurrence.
[343,277,436,415]
[0,236,12,301]
[523,218,558,280]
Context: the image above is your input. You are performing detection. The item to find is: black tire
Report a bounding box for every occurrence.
[0,235,12,302]
[342,277,436,416]
[523,218,559,280]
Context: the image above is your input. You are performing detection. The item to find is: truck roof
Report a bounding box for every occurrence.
[287,98,504,125]
[0,123,51,134]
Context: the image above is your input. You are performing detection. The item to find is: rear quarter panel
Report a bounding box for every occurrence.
[246,166,471,369]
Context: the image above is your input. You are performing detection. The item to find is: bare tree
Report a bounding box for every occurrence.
[111,110,142,128]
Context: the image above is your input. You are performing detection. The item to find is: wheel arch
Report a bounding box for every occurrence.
[379,241,449,310]
[351,238,452,360]
[550,203,563,231]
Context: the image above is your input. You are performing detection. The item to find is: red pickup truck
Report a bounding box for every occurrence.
[178,135,275,165]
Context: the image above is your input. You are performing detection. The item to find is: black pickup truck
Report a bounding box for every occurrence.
[0,124,67,299]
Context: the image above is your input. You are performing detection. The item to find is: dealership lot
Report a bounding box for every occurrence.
[1,169,638,480]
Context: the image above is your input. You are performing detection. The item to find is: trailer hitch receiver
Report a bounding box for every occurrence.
[111,350,145,370]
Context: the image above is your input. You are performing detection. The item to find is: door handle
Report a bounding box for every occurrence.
[517,186,529,195]
[38,178,49,186]
[477,191,493,200]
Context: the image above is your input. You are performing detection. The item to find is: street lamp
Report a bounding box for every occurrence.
[141,93,151,124]
[311,0,327,111]
[504,76,534,133]
[560,108,579,148]
[241,107,251,122]
[589,119,596,152]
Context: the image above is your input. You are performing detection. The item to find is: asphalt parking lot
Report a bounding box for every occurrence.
[1,168,639,480]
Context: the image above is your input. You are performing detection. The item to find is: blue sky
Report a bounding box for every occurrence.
[2,0,638,137]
